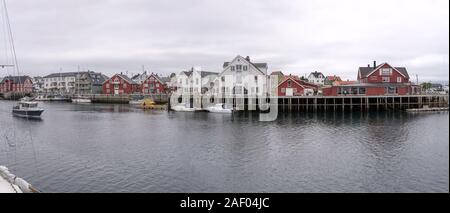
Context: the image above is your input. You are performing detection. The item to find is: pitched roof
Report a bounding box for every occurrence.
[325,76,342,81]
[223,56,268,75]
[89,73,109,86]
[181,70,218,78]
[270,71,285,76]
[44,72,79,78]
[200,71,219,78]
[309,71,324,78]
[1,76,32,84]
[115,74,138,84]
[359,64,410,79]
[279,75,318,89]
[334,80,357,86]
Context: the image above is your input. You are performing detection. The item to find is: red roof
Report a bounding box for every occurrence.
[334,80,357,86]
[279,75,318,89]
[326,76,342,81]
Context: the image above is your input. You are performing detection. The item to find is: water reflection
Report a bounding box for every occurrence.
[0,101,448,193]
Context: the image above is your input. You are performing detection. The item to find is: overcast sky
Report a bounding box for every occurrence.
[1,0,449,82]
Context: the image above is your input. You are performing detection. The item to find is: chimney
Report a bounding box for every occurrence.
[373,61,377,68]
[245,56,250,62]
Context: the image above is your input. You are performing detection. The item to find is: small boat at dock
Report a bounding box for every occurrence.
[72,97,92,103]
[205,103,233,114]
[171,103,196,112]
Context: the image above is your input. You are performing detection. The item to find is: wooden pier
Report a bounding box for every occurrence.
[277,95,449,112]
[218,94,449,112]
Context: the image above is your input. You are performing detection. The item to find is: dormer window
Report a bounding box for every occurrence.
[381,68,392,76]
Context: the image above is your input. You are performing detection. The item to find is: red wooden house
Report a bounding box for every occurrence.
[142,73,169,94]
[0,76,33,93]
[102,74,140,95]
[322,61,420,96]
[278,75,319,96]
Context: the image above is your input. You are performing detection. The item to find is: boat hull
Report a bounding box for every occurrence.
[72,99,92,103]
[12,109,44,119]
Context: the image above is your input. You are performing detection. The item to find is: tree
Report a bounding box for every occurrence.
[421,82,432,90]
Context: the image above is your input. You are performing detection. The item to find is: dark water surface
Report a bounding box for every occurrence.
[0,101,448,193]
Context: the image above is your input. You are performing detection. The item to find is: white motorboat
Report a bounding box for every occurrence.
[72,98,92,103]
[12,99,44,119]
[34,95,50,101]
[205,103,233,114]
[129,99,144,105]
[171,104,196,112]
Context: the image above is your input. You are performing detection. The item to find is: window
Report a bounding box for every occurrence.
[185,79,188,84]
[381,68,392,76]
[156,83,160,87]
[281,88,286,93]
[236,65,242,71]
[382,77,390,82]
[106,84,110,89]
[359,88,366,94]
[288,80,292,88]
[123,83,127,89]
[231,66,235,71]
[196,79,199,85]
[397,77,402,83]
[243,66,248,71]
[386,87,396,94]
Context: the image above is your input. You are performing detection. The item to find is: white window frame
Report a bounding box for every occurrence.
[380,68,392,76]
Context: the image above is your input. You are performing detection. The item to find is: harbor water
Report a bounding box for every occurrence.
[0,100,448,193]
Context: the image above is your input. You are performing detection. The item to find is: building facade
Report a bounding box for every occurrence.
[322,62,420,96]
[33,77,44,93]
[142,73,170,94]
[0,76,33,93]
[74,71,109,94]
[278,75,318,96]
[324,75,342,86]
[102,74,140,95]
[308,71,325,85]
[43,72,77,94]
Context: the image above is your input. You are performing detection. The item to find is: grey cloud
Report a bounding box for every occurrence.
[1,0,448,82]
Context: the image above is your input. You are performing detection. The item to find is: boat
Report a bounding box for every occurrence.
[34,95,51,101]
[171,103,196,112]
[129,99,144,105]
[12,99,44,119]
[72,97,92,103]
[138,98,166,110]
[205,103,233,114]
[0,166,39,193]
[50,94,69,101]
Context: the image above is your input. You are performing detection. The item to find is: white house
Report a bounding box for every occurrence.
[217,55,269,110]
[43,72,78,94]
[308,71,325,85]
[174,67,219,109]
